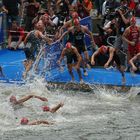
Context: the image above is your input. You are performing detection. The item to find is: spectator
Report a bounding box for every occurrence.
[24,0,40,31]
[47,7,60,35]
[94,0,104,18]
[8,20,25,50]
[2,0,23,28]
[75,1,89,19]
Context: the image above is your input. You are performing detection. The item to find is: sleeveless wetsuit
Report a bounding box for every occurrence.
[24,30,41,60]
[65,47,77,64]
[73,27,87,54]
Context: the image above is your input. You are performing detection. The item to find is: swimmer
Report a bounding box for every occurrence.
[10,94,64,113]
[9,94,48,105]
[20,117,53,125]
[42,102,64,113]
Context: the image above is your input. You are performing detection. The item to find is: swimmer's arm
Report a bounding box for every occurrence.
[91,49,99,65]
[129,54,139,68]
[58,27,73,42]
[38,31,52,44]
[82,26,96,47]
[16,95,34,104]
[28,120,53,125]
[58,49,66,64]
[106,48,114,65]
[34,95,48,101]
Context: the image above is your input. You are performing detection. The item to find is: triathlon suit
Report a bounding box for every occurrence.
[65,47,77,64]
[128,26,140,57]
[24,30,41,60]
[66,19,75,45]
[105,47,121,66]
[73,27,87,54]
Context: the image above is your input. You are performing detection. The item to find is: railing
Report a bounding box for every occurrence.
[0,13,6,47]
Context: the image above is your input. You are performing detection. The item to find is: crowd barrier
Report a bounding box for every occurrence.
[44,16,93,70]
[0,13,4,45]
[0,13,7,47]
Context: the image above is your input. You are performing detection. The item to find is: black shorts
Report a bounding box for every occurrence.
[75,45,87,54]
[66,54,77,64]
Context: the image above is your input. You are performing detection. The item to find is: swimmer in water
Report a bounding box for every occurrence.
[9,94,64,113]
[9,94,48,105]
[20,117,53,125]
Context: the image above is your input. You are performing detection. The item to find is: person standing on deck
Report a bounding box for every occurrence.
[57,42,83,83]
[58,18,97,76]
[8,20,25,50]
[91,45,126,84]
[122,16,140,61]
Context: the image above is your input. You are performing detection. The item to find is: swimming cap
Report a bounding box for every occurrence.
[72,12,78,19]
[44,13,49,17]
[20,117,29,125]
[65,42,72,49]
[10,95,17,102]
[99,45,108,54]
[73,18,80,26]
[130,16,136,23]
[42,106,50,112]
[84,0,89,3]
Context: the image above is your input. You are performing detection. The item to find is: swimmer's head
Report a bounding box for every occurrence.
[9,95,17,104]
[42,106,50,112]
[73,18,80,26]
[20,117,29,125]
[99,45,108,54]
[130,16,136,25]
[65,42,72,49]
[72,12,78,19]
